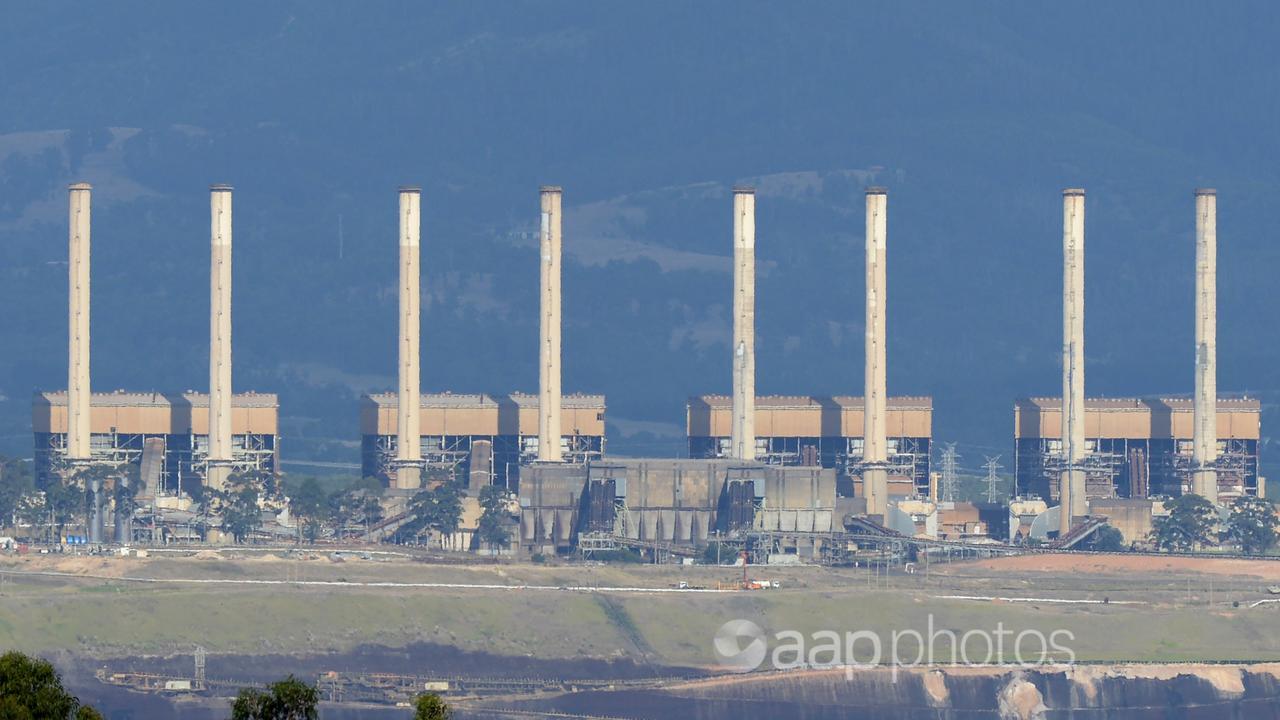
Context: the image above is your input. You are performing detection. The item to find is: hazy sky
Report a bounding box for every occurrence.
[2,2,1278,472]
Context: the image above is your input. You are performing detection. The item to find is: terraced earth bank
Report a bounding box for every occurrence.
[7,552,1280,717]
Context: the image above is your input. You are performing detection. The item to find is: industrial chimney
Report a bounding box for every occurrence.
[538,186,563,462]
[863,188,889,517]
[207,185,234,492]
[1060,188,1087,533]
[396,187,423,489]
[67,183,92,464]
[731,187,756,461]
[1192,189,1218,503]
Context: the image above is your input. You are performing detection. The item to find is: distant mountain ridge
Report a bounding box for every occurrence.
[2,3,1278,477]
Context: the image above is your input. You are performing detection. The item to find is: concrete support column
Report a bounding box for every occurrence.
[1061,188,1087,533]
[863,188,889,516]
[114,478,132,544]
[67,183,92,463]
[539,186,564,462]
[207,185,234,492]
[88,477,104,544]
[731,187,756,461]
[1193,189,1218,503]
[396,187,423,488]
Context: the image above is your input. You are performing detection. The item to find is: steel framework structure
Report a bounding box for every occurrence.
[361,432,603,489]
[35,430,277,494]
[689,434,930,494]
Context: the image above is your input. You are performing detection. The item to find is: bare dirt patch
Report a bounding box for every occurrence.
[956,554,1280,581]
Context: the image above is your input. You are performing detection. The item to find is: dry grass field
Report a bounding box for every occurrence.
[1,550,1277,667]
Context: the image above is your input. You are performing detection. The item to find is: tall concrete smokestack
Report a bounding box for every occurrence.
[731,187,756,461]
[1192,188,1218,503]
[207,185,234,492]
[863,188,889,516]
[1061,188,1087,533]
[396,187,423,488]
[67,183,92,463]
[538,186,563,462]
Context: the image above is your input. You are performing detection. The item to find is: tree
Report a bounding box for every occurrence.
[219,488,262,544]
[327,489,356,537]
[1227,495,1279,555]
[475,485,512,552]
[212,471,284,543]
[112,464,142,517]
[400,482,464,544]
[43,479,83,542]
[1083,525,1126,552]
[288,477,327,544]
[0,650,100,719]
[361,492,385,527]
[327,476,384,539]
[1151,493,1218,552]
[413,693,452,719]
[229,675,318,720]
[701,541,725,565]
[0,456,36,530]
[228,469,281,503]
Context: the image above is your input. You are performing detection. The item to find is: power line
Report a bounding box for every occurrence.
[939,443,960,502]
[983,455,1004,504]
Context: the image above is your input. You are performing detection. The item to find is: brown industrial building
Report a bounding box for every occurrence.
[686,395,932,494]
[360,392,605,488]
[1014,397,1262,501]
[32,390,279,493]
[518,459,837,556]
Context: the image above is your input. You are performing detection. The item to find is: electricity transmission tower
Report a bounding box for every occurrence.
[983,455,1004,503]
[939,443,960,502]
[194,645,207,690]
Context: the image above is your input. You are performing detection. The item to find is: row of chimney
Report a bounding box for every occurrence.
[728,186,892,515]
[65,184,236,491]
[1058,188,1220,533]
[64,183,1226,530]
[393,186,566,488]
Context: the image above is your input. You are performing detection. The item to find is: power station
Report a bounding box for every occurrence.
[686,395,932,493]
[359,392,606,488]
[1013,189,1260,517]
[32,184,279,543]
[31,181,1264,552]
[1013,396,1261,500]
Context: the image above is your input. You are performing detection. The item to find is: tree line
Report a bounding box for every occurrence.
[0,651,451,719]
[1150,493,1278,554]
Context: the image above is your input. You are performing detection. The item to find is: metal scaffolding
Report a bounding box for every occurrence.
[35,430,277,495]
[689,434,931,494]
[362,432,603,489]
[1016,436,1259,501]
